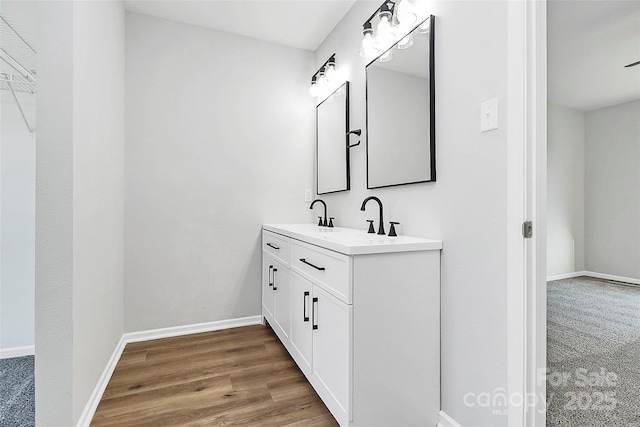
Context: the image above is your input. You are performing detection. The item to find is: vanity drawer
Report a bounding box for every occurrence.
[263,230,290,266]
[290,240,351,304]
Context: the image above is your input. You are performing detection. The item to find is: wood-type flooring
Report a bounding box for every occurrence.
[91,324,337,426]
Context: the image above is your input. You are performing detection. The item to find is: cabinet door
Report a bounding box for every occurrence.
[262,255,276,322]
[312,285,352,424]
[289,272,313,376]
[272,260,291,341]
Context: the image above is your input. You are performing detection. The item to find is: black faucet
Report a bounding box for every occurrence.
[360,196,385,235]
[310,199,328,227]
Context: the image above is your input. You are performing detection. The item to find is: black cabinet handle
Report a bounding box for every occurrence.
[268,265,273,287]
[312,297,318,330]
[266,243,280,250]
[299,258,325,271]
[272,268,278,291]
[303,291,310,322]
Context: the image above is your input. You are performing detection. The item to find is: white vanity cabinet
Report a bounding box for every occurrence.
[261,234,291,342]
[262,224,442,427]
[289,272,313,373]
[289,268,352,422]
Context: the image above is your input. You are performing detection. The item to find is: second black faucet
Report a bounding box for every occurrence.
[360,196,385,235]
[310,199,332,227]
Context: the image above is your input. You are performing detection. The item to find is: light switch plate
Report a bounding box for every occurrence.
[480,98,498,132]
[304,189,312,202]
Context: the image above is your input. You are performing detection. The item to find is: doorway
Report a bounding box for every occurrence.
[546,1,640,425]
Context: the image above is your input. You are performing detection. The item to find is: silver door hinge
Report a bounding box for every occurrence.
[522,221,533,238]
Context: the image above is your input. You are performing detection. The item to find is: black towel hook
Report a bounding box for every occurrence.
[347,129,362,148]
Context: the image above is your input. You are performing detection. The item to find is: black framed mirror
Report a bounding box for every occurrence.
[317,81,350,195]
[366,15,435,189]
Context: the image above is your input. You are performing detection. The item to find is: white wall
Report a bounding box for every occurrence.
[546,100,640,280]
[124,13,314,332]
[71,1,125,422]
[0,89,35,351]
[0,0,36,355]
[36,1,125,424]
[585,100,640,279]
[36,3,74,424]
[546,103,585,277]
[316,2,509,425]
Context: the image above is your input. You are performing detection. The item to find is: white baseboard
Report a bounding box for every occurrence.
[438,410,462,427]
[584,271,640,286]
[547,271,640,287]
[123,315,262,344]
[76,335,126,427]
[76,315,263,427]
[0,345,35,359]
[547,271,587,281]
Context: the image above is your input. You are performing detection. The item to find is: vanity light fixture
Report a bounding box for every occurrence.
[359,0,419,60]
[310,53,342,102]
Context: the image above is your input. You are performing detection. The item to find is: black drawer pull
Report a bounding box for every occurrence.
[266,243,280,250]
[299,258,325,271]
[303,291,310,322]
[312,297,319,330]
[272,268,278,291]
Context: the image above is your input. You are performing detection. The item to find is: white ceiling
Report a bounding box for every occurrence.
[125,0,640,111]
[124,0,357,51]
[548,0,640,111]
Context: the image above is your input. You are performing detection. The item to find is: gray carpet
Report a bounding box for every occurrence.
[547,276,640,427]
[0,355,35,427]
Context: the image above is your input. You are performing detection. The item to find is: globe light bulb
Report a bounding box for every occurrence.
[359,31,379,58]
[396,0,417,26]
[375,3,395,49]
[325,63,336,83]
[376,13,394,48]
[359,22,379,59]
[317,73,329,99]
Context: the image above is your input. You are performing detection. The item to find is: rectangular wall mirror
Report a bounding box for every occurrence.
[317,81,350,194]
[366,15,435,189]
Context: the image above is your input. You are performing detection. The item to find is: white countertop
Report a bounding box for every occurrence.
[263,223,442,255]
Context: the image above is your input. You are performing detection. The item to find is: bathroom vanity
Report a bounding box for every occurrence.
[261,224,442,426]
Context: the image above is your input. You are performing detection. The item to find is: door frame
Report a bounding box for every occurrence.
[506,0,547,426]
